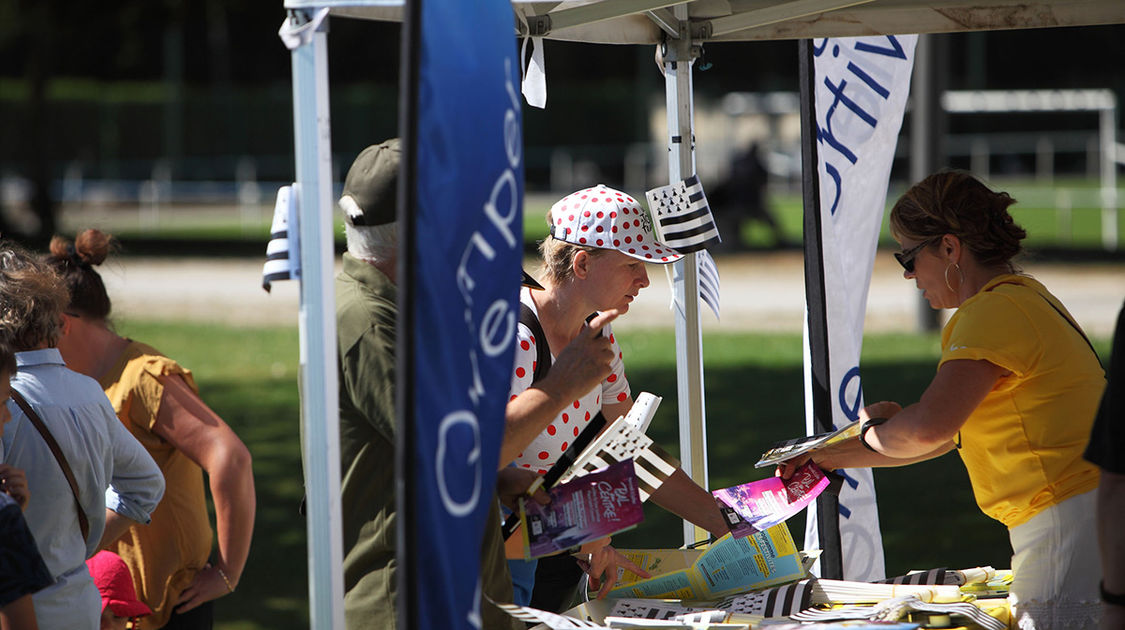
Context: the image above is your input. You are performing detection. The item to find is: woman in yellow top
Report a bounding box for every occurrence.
[778,170,1105,629]
[49,229,255,630]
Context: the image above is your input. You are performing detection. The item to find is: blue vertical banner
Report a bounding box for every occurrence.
[405,1,523,630]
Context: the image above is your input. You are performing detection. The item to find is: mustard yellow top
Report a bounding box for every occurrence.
[941,274,1105,528]
[101,341,212,630]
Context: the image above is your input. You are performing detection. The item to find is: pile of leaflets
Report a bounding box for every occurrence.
[608,524,808,600]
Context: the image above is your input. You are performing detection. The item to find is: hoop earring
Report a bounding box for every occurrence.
[944,262,964,293]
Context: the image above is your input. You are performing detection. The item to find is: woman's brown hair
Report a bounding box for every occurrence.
[0,338,16,374]
[539,233,609,284]
[889,169,1027,268]
[45,229,115,321]
[0,242,70,350]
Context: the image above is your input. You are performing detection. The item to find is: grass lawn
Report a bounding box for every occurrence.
[78,177,1124,255]
[113,320,1112,629]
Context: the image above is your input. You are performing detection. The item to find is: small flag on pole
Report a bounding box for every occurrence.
[698,249,720,321]
[662,248,722,322]
[645,174,721,253]
[261,185,300,292]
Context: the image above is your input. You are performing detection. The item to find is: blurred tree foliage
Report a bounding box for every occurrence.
[0,0,1121,241]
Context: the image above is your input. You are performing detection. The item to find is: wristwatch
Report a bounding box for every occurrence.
[1102,580,1125,607]
[859,417,890,452]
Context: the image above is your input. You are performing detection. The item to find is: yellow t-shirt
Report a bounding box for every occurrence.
[941,274,1105,528]
[101,341,212,630]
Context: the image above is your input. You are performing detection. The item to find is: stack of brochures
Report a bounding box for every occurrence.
[607,523,806,600]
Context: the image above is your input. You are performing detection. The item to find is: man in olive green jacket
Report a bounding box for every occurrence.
[334,138,520,630]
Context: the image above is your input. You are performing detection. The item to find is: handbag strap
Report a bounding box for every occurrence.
[1036,292,1100,362]
[11,389,90,541]
[986,280,1100,362]
[518,302,552,384]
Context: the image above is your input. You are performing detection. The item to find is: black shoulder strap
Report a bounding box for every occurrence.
[11,389,90,542]
[989,280,1099,362]
[517,303,604,384]
[1037,291,1100,362]
[518,302,552,383]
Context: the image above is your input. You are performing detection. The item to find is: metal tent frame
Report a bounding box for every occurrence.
[281,2,1125,627]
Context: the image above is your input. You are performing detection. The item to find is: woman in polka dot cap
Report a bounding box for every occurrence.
[504,185,731,609]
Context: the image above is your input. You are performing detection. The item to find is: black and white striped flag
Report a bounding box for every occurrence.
[645,175,721,253]
[664,249,721,322]
[698,249,720,321]
[261,185,300,292]
[558,396,679,502]
[718,580,815,618]
[877,568,950,586]
[490,600,605,629]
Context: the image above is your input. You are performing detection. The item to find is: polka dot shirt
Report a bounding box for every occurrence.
[509,287,630,473]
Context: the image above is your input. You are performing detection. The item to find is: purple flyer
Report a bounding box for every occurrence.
[713,463,830,538]
[520,459,644,559]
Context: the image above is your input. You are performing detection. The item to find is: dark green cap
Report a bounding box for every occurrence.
[340,138,400,226]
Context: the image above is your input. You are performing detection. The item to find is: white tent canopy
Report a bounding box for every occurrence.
[282,2,1124,627]
[321,0,1125,43]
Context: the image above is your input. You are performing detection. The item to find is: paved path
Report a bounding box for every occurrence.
[106,252,1124,337]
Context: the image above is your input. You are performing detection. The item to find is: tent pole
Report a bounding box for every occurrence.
[662,6,709,547]
[797,37,844,580]
[910,34,943,332]
[289,10,345,629]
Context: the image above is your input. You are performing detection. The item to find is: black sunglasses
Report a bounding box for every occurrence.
[894,237,940,273]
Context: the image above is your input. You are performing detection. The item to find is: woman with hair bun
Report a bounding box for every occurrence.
[777,170,1105,628]
[49,229,255,630]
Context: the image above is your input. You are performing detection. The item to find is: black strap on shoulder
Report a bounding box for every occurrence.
[1037,292,1100,362]
[987,281,1099,362]
[518,303,604,384]
[519,302,553,384]
[11,389,90,541]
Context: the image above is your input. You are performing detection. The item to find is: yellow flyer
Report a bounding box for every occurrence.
[607,522,805,600]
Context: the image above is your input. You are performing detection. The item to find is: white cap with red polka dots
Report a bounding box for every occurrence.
[548,184,684,264]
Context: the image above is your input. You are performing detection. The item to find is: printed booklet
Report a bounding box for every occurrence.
[520,459,644,559]
[713,463,830,538]
[606,523,805,600]
[755,420,862,468]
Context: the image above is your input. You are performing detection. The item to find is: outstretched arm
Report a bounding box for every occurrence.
[777,359,1002,480]
[601,400,729,540]
[153,374,255,612]
[859,359,1004,458]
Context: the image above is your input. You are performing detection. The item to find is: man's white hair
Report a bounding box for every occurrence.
[340,194,397,262]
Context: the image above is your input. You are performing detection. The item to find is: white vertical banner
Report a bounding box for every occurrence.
[805,35,918,582]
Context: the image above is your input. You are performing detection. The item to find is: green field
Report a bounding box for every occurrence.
[72,177,1125,254]
[111,319,1112,630]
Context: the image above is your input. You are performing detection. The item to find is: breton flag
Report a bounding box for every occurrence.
[261,185,299,292]
[697,249,721,321]
[646,175,721,253]
[660,246,721,321]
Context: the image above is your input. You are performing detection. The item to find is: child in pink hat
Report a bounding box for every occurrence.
[86,551,152,630]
